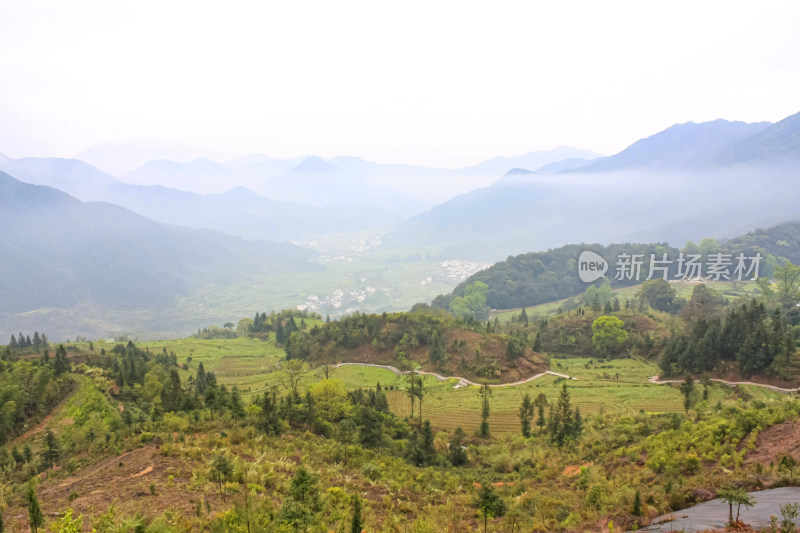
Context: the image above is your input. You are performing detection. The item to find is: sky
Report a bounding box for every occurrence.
[1,0,799,170]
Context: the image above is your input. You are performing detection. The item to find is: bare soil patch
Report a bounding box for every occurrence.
[745,420,800,466]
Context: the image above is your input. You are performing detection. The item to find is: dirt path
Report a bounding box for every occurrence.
[10,378,78,445]
[649,376,798,394]
[334,362,572,388]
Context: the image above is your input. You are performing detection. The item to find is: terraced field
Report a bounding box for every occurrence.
[491,280,761,323]
[95,338,783,436]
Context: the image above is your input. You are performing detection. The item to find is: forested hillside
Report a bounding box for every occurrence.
[437,220,800,313]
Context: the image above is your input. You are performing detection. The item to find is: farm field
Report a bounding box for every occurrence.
[491,280,761,323]
[90,338,787,436]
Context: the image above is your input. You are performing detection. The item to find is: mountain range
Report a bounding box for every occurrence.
[0,171,319,339]
[387,112,800,260]
[2,110,800,339]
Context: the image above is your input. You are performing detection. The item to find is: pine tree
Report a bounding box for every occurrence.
[448,427,468,466]
[27,483,43,533]
[532,332,542,352]
[520,307,529,327]
[53,344,69,375]
[211,454,233,500]
[474,483,506,533]
[196,362,208,394]
[428,330,446,364]
[350,493,363,533]
[519,393,533,437]
[478,383,491,438]
[275,321,286,345]
[632,489,643,517]
[536,401,546,433]
[40,429,60,470]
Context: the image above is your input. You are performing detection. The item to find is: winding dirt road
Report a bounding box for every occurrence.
[648,375,798,394]
[334,362,572,388]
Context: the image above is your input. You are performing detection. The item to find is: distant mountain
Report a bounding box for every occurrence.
[123,157,235,192]
[387,112,800,261]
[261,156,428,215]
[535,157,600,174]
[715,111,800,165]
[101,183,402,241]
[456,146,601,176]
[577,119,772,172]
[2,156,402,240]
[0,171,319,339]
[0,154,119,201]
[74,141,231,176]
[723,220,800,264]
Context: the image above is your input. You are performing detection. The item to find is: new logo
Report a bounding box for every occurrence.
[578,251,608,282]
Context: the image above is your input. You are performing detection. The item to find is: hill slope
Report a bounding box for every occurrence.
[0,171,320,339]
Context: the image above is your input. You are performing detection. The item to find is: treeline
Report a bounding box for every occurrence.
[0,347,74,445]
[285,308,454,361]
[438,220,800,313]
[661,300,796,377]
[5,331,50,356]
[193,309,319,341]
[436,242,682,312]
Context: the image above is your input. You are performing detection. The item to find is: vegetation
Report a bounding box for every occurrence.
[439,220,800,314]
[2,260,800,532]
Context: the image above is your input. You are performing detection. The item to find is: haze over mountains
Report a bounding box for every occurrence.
[388,112,800,260]
[1,111,799,339]
[0,171,319,339]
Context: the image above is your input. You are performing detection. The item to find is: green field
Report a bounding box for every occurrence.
[92,336,788,436]
[491,280,762,323]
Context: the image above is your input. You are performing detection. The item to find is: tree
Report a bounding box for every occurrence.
[408,420,436,467]
[532,332,542,352]
[40,429,60,471]
[478,383,491,438]
[683,284,725,322]
[310,379,349,423]
[53,344,70,376]
[448,427,467,466]
[519,394,533,437]
[428,330,446,365]
[338,419,357,464]
[474,483,506,533]
[350,493,363,533]
[27,483,43,533]
[632,489,643,517]
[533,393,548,434]
[288,467,319,508]
[549,384,581,446]
[450,281,490,321]
[775,261,800,308]
[591,316,628,356]
[680,375,695,413]
[211,454,233,500]
[638,279,678,312]
[282,359,310,396]
[718,486,753,527]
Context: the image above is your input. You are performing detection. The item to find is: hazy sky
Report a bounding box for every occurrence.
[1,1,799,168]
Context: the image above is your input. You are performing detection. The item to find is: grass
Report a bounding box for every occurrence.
[97,336,789,437]
[135,336,286,394]
[491,280,762,323]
